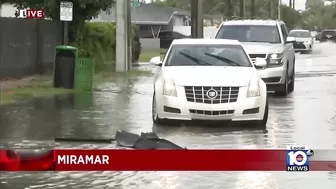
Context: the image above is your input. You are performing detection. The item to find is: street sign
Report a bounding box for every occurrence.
[131,0,140,7]
[60,1,73,21]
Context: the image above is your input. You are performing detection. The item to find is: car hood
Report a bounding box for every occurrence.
[295,37,310,42]
[163,66,255,87]
[240,42,284,54]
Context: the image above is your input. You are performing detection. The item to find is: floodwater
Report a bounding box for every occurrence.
[1,42,336,189]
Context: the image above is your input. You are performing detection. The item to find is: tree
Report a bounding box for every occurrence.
[0,0,116,42]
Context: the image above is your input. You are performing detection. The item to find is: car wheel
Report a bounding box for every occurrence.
[288,62,295,93]
[275,69,289,96]
[152,93,168,125]
[254,101,268,129]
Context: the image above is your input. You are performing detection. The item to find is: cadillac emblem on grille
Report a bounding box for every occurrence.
[206,89,218,99]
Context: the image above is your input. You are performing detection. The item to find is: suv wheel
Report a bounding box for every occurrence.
[275,71,289,96]
[288,62,295,93]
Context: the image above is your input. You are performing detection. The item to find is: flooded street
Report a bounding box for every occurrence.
[1,42,336,188]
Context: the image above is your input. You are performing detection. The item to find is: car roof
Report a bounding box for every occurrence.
[171,38,241,45]
[222,19,281,26]
[322,29,336,32]
[290,29,309,32]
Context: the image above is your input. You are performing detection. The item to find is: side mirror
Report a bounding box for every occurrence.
[149,56,163,66]
[254,58,267,67]
[286,36,296,44]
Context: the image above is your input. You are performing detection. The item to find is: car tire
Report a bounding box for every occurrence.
[152,93,163,124]
[288,62,295,93]
[254,101,268,129]
[274,69,289,96]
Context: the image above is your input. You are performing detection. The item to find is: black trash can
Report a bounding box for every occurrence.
[53,46,77,89]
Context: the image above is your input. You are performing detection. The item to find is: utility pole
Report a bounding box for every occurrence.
[268,0,272,17]
[191,0,203,38]
[278,0,281,20]
[289,0,292,8]
[116,0,131,72]
[239,0,245,18]
[251,0,255,18]
[292,0,295,9]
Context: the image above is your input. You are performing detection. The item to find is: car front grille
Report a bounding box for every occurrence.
[184,86,239,104]
[294,42,306,49]
[190,109,235,116]
[249,54,267,64]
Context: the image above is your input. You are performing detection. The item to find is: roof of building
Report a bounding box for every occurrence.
[172,38,241,45]
[92,3,215,25]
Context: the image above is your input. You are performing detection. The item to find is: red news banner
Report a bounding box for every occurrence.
[1,149,336,171]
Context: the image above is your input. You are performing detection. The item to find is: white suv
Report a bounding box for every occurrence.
[214,19,296,96]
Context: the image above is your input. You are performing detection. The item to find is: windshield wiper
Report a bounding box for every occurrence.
[204,53,240,67]
[179,52,213,66]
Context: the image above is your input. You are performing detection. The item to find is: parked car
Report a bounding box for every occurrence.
[150,39,268,127]
[288,29,314,53]
[320,29,336,42]
[214,18,296,96]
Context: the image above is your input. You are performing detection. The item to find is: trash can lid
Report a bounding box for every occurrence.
[56,45,77,50]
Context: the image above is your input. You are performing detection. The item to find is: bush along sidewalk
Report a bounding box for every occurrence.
[71,22,142,72]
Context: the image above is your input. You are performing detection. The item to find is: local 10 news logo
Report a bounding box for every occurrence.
[286,145,314,172]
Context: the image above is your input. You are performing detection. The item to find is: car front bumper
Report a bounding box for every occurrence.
[157,86,266,122]
[293,41,312,51]
[257,63,287,87]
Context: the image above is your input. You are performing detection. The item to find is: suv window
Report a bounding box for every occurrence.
[215,25,281,44]
[165,44,252,67]
[280,24,289,42]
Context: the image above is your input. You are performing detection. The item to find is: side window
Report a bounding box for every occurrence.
[280,24,288,41]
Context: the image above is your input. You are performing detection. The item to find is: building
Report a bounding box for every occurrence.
[91,3,217,38]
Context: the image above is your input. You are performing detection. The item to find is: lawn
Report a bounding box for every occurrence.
[0,69,153,105]
[138,48,167,62]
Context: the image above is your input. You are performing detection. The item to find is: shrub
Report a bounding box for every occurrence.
[72,22,141,72]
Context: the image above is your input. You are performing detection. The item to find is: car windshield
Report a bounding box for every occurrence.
[215,25,281,43]
[165,44,252,67]
[289,31,310,38]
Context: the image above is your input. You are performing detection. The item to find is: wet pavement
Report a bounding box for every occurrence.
[1,42,336,188]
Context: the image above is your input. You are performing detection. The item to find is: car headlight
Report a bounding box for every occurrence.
[163,79,177,97]
[269,53,284,67]
[246,79,260,98]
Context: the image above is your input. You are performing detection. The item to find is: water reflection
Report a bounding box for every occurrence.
[153,124,269,149]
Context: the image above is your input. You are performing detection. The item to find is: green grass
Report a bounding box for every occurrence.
[138,48,166,62]
[0,70,154,105]
[0,77,75,105]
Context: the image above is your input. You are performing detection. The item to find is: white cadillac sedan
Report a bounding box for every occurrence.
[150,39,268,127]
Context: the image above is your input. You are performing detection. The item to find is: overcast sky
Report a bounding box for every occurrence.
[144,0,307,11]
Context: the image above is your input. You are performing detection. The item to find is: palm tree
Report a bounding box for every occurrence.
[207,0,238,20]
